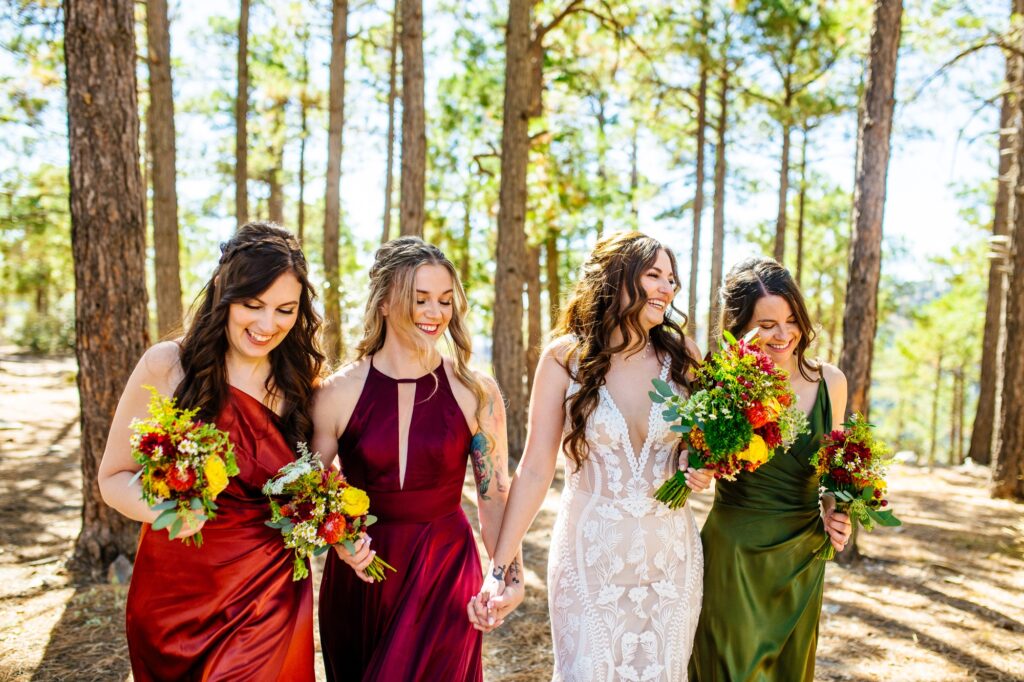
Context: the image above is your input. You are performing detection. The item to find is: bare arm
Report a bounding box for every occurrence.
[484,341,570,587]
[97,341,183,525]
[471,375,512,561]
[821,363,852,550]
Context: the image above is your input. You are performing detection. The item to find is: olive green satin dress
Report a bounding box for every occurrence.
[689,379,832,682]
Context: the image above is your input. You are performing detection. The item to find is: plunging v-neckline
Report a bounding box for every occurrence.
[599,358,669,478]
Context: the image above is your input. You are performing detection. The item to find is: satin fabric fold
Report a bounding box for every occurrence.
[690,378,832,682]
[126,387,314,682]
[319,360,482,682]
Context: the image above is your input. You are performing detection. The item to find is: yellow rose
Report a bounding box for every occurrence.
[763,397,782,420]
[736,435,769,465]
[340,486,371,517]
[204,455,230,497]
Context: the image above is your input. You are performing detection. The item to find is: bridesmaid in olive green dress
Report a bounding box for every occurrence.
[690,257,853,682]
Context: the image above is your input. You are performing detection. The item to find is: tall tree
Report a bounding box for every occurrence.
[838,0,902,417]
[382,0,400,244]
[526,242,542,389]
[969,0,1022,466]
[494,0,535,459]
[145,0,183,337]
[993,3,1024,500]
[689,40,708,339]
[65,0,149,578]
[399,0,425,236]
[323,0,349,364]
[707,66,729,352]
[297,27,311,244]
[235,0,250,228]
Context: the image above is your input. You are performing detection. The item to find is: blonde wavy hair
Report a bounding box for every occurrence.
[355,237,489,439]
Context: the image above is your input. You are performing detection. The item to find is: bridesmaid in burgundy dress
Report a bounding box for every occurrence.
[313,237,522,681]
[97,222,325,681]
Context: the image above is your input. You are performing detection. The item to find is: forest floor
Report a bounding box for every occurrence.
[0,352,1022,681]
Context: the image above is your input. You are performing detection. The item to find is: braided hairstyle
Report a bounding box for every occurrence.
[175,222,325,446]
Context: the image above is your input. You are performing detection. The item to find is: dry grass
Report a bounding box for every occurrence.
[1,352,1022,681]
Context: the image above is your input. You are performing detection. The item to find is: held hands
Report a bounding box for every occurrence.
[172,509,206,540]
[467,561,525,633]
[681,464,714,494]
[334,533,377,584]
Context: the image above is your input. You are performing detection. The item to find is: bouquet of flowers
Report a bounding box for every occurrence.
[129,386,239,546]
[649,330,808,508]
[811,413,901,560]
[263,443,395,582]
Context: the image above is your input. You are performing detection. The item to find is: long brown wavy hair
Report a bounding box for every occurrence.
[354,237,489,441]
[720,257,818,381]
[174,222,325,447]
[557,231,698,470]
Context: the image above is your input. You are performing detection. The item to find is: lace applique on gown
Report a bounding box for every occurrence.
[548,358,703,682]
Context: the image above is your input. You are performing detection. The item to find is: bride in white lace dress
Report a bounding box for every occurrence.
[473,232,712,681]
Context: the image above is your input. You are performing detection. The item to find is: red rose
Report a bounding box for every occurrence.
[318,512,346,545]
[167,465,197,492]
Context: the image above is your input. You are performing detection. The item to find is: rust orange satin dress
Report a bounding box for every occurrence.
[318,359,483,682]
[126,386,314,682]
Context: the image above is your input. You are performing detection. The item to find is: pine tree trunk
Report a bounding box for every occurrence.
[707,68,729,353]
[65,0,149,580]
[969,0,1020,465]
[398,0,425,237]
[298,39,309,245]
[773,118,791,264]
[234,0,249,228]
[688,59,707,339]
[460,185,472,283]
[993,13,1024,497]
[145,0,182,338]
[838,0,903,418]
[323,0,349,365]
[382,0,400,244]
[546,232,560,331]
[796,128,809,288]
[493,0,533,461]
[929,351,943,467]
[526,243,542,391]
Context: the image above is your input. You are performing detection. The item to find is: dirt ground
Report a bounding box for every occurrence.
[0,353,1022,681]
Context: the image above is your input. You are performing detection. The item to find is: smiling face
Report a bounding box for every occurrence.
[225,271,302,362]
[384,263,454,344]
[633,248,678,331]
[749,294,801,369]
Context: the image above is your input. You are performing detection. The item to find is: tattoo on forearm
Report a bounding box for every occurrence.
[508,556,522,585]
[470,432,494,501]
[491,563,506,581]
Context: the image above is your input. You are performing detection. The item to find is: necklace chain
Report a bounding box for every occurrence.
[622,341,652,363]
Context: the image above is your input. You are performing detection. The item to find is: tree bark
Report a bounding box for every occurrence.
[526,242,542,391]
[707,68,729,353]
[297,37,309,245]
[928,351,943,467]
[689,58,707,339]
[234,0,249,228]
[969,0,1021,465]
[65,0,149,579]
[993,4,1024,497]
[323,0,349,365]
[382,0,400,244]
[494,0,534,460]
[773,118,791,264]
[546,231,560,331]
[795,127,809,288]
[145,0,182,338]
[398,0,425,237]
[838,0,902,418]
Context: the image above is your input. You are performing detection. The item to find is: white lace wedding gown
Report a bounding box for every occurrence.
[548,358,704,682]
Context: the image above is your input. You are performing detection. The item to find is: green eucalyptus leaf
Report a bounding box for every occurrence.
[151,508,178,530]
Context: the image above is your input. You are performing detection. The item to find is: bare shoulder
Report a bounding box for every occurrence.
[321,358,371,391]
[542,334,576,367]
[819,362,846,393]
[684,336,703,363]
[313,358,370,437]
[137,340,183,393]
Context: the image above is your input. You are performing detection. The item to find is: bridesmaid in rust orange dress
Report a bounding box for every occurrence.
[97,222,325,681]
[312,238,521,681]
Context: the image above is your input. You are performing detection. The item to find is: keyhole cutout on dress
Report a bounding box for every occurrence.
[396,381,417,490]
